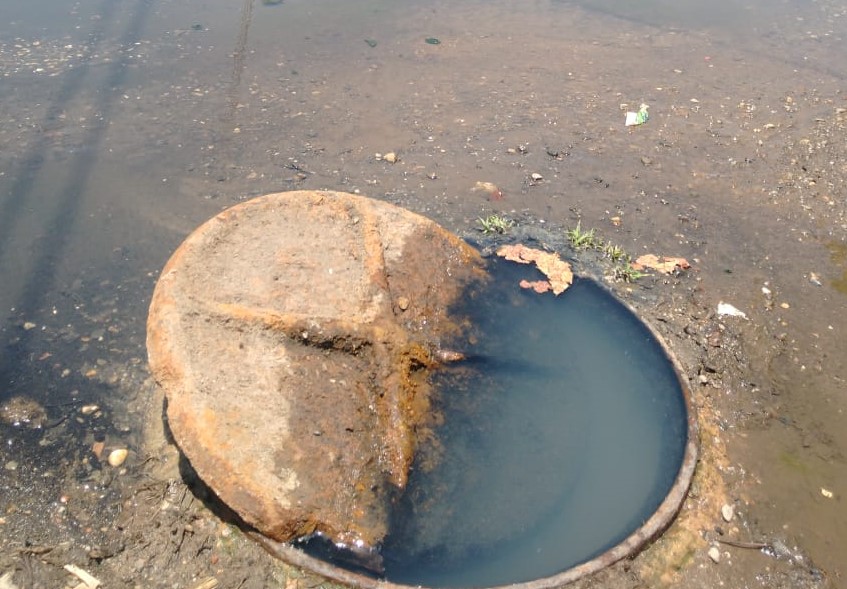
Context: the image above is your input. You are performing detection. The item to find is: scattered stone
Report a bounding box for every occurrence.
[92,441,105,459]
[108,449,128,467]
[80,404,99,415]
[821,488,834,498]
[721,503,735,522]
[530,172,543,183]
[382,152,397,163]
[396,296,410,311]
[708,546,721,563]
[23,322,37,330]
[4,461,18,471]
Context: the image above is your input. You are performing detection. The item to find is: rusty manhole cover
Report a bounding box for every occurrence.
[147,190,485,552]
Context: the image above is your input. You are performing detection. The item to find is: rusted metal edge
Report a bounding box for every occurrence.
[250,277,700,589]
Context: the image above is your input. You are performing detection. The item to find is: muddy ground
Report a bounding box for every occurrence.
[1,0,846,588]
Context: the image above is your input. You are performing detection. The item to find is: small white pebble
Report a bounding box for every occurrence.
[108,448,128,467]
[708,546,721,563]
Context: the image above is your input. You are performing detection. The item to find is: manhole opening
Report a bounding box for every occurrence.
[297,256,693,588]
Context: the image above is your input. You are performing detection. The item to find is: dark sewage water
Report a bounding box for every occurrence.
[304,257,689,588]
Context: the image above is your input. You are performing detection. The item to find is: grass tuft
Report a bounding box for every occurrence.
[477,214,515,235]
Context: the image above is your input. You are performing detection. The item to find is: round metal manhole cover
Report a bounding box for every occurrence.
[147,190,486,549]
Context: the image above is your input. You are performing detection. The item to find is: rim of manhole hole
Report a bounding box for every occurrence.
[148,191,698,589]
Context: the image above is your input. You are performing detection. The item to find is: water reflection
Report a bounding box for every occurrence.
[0,0,153,397]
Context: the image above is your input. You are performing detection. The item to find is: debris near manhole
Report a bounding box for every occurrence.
[497,244,573,295]
[471,181,504,201]
[375,152,397,163]
[717,538,770,550]
[717,302,748,320]
[625,103,650,127]
[520,279,553,294]
[63,564,101,589]
[631,254,690,274]
[190,577,219,589]
[0,572,20,589]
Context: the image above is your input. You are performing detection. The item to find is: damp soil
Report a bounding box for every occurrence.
[1,1,846,588]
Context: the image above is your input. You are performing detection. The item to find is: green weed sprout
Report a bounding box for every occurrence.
[566,221,597,249]
[477,215,514,235]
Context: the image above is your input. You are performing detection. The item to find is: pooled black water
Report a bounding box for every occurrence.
[308,258,688,588]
